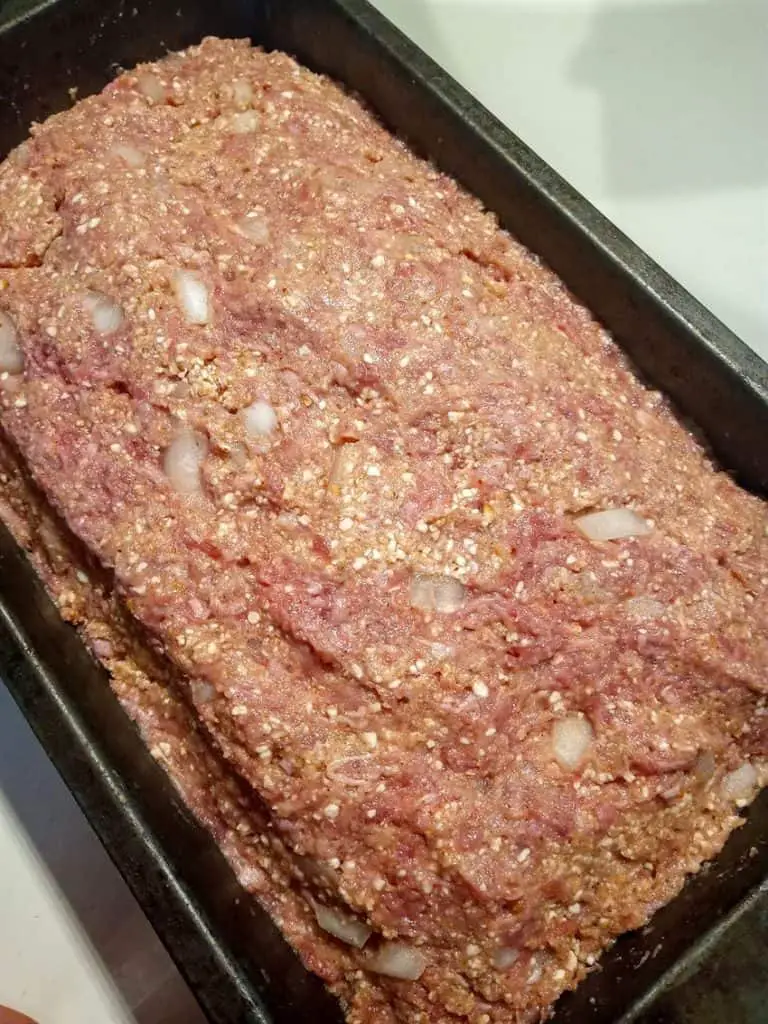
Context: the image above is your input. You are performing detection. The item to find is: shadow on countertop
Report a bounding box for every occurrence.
[570,0,768,197]
[377,0,768,198]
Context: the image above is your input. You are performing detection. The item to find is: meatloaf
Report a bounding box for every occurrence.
[0,36,767,1024]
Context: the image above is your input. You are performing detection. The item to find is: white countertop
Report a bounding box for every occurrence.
[374,0,768,359]
[0,1,765,1020]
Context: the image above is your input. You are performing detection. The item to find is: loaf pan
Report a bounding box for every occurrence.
[1,1,767,1022]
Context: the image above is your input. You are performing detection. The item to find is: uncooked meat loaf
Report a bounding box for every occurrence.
[1,37,767,1024]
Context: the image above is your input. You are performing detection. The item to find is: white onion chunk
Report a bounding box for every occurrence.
[84,291,124,335]
[311,900,372,949]
[575,508,652,542]
[328,444,354,489]
[236,213,270,245]
[493,947,519,971]
[232,79,254,108]
[367,942,427,981]
[110,142,146,168]
[695,750,716,783]
[137,72,166,103]
[410,574,466,614]
[230,110,260,134]
[0,311,24,374]
[173,270,210,325]
[190,680,215,704]
[552,715,594,770]
[163,428,208,495]
[243,399,278,437]
[722,763,758,803]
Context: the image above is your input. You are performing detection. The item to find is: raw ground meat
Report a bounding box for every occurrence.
[1,37,767,1024]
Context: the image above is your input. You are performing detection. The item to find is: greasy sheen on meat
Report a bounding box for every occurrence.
[1,37,767,1024]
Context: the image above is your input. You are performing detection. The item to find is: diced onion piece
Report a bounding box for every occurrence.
[91,637,113,659]
[367,942,427,981]
[110,142,146,168]
[163,428,207,495]
[694,750,716,782]
[137,72,166,103]
[84,291,124,335]
[552,715,594,770]
[243,399,277,437]
[575,508,652,542]
[236,213,270,245]
[12,141,31,169]
[433,578,466,613]
[410,576,437,611]
[527,952,544,985]
[327,755,373,786]
[625,596,666,621]
[190,680,215,704]
[232,79,254,108]
[409,574,466,614]
[328,444,355,490]
[311,899,372,949]
[430,642,455,660]
[0,311,23,374]
[722,763,758,803]
[173,270,210,325]
[493,947,519,971]
[230,110,260,133]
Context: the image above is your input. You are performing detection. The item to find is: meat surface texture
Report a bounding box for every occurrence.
[1,37,767,1024]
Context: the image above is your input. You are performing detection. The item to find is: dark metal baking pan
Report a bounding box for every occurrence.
[0,1,766,1022]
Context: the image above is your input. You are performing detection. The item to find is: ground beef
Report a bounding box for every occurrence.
[1,36,767,1024]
